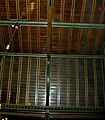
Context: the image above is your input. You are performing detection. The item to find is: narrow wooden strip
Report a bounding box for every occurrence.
[75,58,79,107]
[35,58,39,105]
[101,59,105,106]
[16,57,23,104]
[25,57,31,105]
[67,57,70,107]
[7,57,14,104]
[93,59,98,107]
[57,58,60,107]
[84,59,88,107]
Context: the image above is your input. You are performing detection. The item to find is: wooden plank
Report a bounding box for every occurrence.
[5,0,10,20]
[68,0,75,53]
[16,57,23,104]
[93,0,105,54]
[93,29,101,54]
[25,57,31,105]
[16,0,23,52]
[84,59,88,107]
[75,58,79,107]
[67,57,70,107]
[85,0,96,54]
[76,0,86,53]
[16,0,20,19]
[101,58,105,106]
[59,0,65,53]
[93,59,98,107]
[35,58,40,106]
[57,58,60,107]
[5,0,14,51]
[47,1,52,57]
[37,0,40,53]
[6,57,14,104]
[26,0,31,53]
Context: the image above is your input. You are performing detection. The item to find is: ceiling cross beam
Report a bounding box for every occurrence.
[0,20,105,29]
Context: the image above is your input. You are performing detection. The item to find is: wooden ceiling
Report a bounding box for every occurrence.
[0,0,105,55]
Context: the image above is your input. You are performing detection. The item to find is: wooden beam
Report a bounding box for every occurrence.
[16,0,23,52]
[6,57,14,104]
[93,0,105,54]
[25,57,31,105]
[5,0,14,51]
[76,0,86,53]
[84,59,88,107]
[67,0,75,53]
[67,57,70,107]
[93,59,98,107]
[16,57,23,104]
[85,0,96,54]
[75,58,79,107]
[35,58,40,106]
[57,58,60,107]
[37,0,40,53]
[101,58,105,106]
[26,0,31,53]
[58,0,65,53]
[47,0,52,58]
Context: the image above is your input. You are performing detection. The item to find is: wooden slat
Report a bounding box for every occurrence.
[75,58,79,107]
[5,0,10,20]
[84,59,88,107]
[99,0,105,23]
[47,1,52,57]
[16,0,23,52]
[67,57,70,106]
[93,59,98,107]
[16,0,20,19]
[85,0,96,54]
[93,29,101,54]
[16,57,23,104]
[26,0,31,53]
[37,0,40,53]
[93,0,105,54]
[58,0,65,53]
[0,26,4,51]
[27,26,31,52]
[85,29,92,54]
[25,57,31,105]
[57,58,60,107]
[35,58,40,106]
[0,56,5,102]
[101,59,105,106]
[76,0,86,53]
[67,0,75,53]
[6,57,14,104]
[5,0,14,51]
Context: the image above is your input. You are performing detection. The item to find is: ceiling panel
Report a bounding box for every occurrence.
[0,0,105,55]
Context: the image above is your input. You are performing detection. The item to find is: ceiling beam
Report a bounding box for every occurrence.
[52,22,105,29]
[0,52,104,58]
[0,20,105,29]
